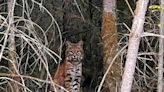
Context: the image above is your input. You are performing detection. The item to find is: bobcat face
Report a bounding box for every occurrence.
[65,41,84,64]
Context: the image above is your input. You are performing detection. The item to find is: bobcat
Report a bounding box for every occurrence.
[51,41,84,92]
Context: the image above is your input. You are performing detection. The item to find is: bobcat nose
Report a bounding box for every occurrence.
[73,55,77,58]
[72,54,77,58]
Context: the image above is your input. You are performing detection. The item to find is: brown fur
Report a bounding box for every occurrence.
[51,41,84,92]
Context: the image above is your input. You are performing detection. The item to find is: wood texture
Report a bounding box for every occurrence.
[101,8,121,92]
[120,0,149,92]
[7,0,20,92]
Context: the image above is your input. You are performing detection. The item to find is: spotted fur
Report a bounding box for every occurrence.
[51,41,84,92]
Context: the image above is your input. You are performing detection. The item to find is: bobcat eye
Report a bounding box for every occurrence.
[77,51,81,55]
[69,51,73,55]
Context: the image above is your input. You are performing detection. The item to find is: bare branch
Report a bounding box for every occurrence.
[121,0,149,92]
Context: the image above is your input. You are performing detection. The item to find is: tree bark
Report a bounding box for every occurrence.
[158,0,164,92]
[100,0,121,91]
[7,0,19,92]
[120,0,149,92]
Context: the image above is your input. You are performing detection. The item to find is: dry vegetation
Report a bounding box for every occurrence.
[118,0,161,91]
[0,0,162,92]
[0,0,102,92]
[0,0,62,91]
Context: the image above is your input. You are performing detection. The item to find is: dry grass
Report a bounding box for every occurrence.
[0,0,62,92]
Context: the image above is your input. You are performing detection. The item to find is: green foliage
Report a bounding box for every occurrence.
[149,5,164,12]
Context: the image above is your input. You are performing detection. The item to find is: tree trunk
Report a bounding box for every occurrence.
[158,0,164,92]
[7,0,19,92]
[120,0,149,92]
[100,0,121,91]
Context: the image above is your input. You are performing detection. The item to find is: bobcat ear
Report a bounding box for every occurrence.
[66,41,71,46]
[78,41,83,47]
